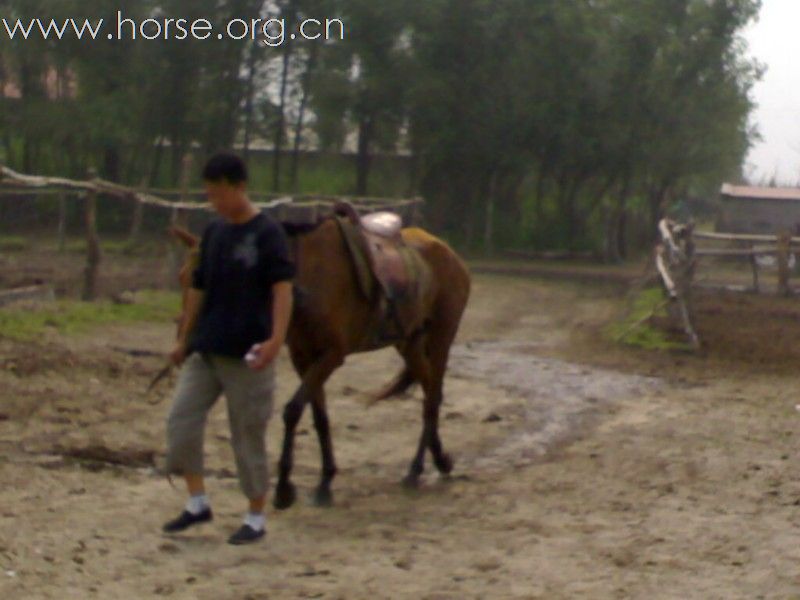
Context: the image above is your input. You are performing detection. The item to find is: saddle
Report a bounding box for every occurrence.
[334,202,428,343]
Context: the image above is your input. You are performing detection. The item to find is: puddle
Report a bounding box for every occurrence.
[449,341,661,469]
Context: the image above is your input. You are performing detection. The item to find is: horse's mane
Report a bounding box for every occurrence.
[280,202,358,238]
[280,219,329,238]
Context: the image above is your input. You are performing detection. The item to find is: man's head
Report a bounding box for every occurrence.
[202,152,249,218]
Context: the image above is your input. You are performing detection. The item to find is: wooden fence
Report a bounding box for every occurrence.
[0,163,424,301]
[654,218,800,348]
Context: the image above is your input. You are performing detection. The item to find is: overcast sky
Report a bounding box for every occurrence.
[744,0,800,184]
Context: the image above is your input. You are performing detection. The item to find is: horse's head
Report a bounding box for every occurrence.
[170,226,200,288]
[169,225,200,337]
[147,225,202,394]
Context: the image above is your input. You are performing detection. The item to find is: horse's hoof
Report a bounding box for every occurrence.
[273,482,297,510]
[312,487,334,508]
[435,452,454,476]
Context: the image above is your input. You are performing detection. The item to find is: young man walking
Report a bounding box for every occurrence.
[162,152,295,545]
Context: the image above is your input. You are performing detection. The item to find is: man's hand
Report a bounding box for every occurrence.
[246,339,281,371]
[245,281,293,371]
[170,341,188,366]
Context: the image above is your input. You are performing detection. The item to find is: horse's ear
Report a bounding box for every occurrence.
[169,225,199,248]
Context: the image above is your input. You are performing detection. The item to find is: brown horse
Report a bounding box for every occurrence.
[171,213,471,509]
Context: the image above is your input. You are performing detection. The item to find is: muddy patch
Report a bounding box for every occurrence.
[53,444,157,469]
[449,341,661,469]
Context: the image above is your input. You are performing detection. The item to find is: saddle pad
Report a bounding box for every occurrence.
[335,216,375,300]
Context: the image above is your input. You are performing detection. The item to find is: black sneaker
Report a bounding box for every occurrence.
[162,508,213,533]
[227,524,265,545]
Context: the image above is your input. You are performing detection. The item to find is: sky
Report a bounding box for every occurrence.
[743,0,800,184]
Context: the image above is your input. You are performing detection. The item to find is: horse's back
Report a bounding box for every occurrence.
[402,227,470,281]
[401,226,471,309]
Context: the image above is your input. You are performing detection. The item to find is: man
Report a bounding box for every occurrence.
[162,152,295,545]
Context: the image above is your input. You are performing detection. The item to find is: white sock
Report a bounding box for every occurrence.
[243,512,265,532]
[185,494,210,515]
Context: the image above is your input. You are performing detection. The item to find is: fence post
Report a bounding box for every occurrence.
[128,177,147,245]
[129,199,143,245]
[57,192,67,252]
[656,220,700,349]
[749,243,760,293]
[82,168,101,301]
[777,231,792,297]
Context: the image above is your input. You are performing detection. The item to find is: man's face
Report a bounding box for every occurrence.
[205,180,247,217]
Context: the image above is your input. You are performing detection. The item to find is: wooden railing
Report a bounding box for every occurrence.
[655,219,700,349]
[653,219,799,349]
[0,164,424,301]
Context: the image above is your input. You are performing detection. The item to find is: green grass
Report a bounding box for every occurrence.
[0,290,180,341]
[0,235,30,252]
[62,238,164,256]
[607,287,691,351]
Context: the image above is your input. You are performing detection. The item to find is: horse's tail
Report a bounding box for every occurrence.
[371,367,416,403]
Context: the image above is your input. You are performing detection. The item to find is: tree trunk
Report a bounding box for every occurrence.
[3,134,15,168]
[242,44,259,163]
[649,181,671,241]
[82,168,102,301]
[149,138,165,186]
[103,145,121,182]
[22,139,34,173]
[167,154,192,289]
[290,44,318,191]
[169,144,185,187]
[616,201,628,260]
[464,172,491,248]
[57,193,67,252]
[355,116,374,196]
[533,167,548,230]
[128,200,143,245]
[484,171,498,255]
[272,44,293,192]
[127,176,148,245]
[561,175,585,251]
[605,177,631,263]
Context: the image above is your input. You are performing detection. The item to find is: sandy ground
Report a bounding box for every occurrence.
[1,272,800,599]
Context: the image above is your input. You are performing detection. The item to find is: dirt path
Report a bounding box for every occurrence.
[1,274,799,599]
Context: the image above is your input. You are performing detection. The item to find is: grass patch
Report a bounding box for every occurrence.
[0,290,179,341]
[0,235,30,252]
[63,238,162,256]
[607,287,691,351]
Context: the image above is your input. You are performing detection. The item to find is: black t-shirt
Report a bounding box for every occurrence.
[188,212,296,358]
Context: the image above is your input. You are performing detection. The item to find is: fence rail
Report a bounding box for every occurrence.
[0,163,424,301]
[650,219,798,349]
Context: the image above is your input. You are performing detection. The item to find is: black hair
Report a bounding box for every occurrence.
[202,152,248,184]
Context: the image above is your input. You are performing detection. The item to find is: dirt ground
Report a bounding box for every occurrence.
[2,256,800,599]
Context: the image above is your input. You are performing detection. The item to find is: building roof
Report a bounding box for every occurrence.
[721,183,800,202]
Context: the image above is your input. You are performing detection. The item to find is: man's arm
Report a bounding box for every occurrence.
[179,289,205,345]
[250,281,293,370]
[171,288,204,365]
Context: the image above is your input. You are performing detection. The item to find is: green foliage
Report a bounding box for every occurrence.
[0,0,763,256]
[0,291,180,341]
[61,238,161,255]
[0,235,30,251]
[607,287,691,351]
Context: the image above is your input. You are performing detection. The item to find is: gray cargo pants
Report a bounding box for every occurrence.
[165,352,275,500]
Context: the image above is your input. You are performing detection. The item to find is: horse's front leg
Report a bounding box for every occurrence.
[274,350,343,510]
[274,386,307,510]
[310,387,336,506]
